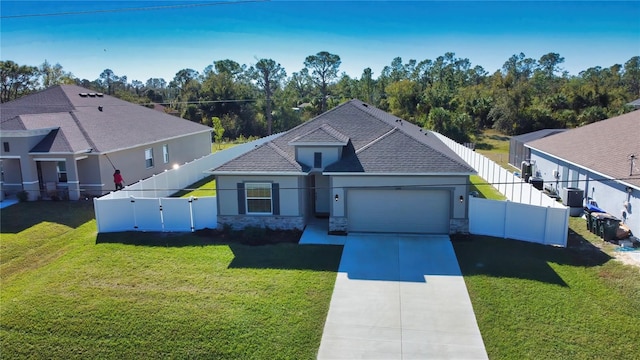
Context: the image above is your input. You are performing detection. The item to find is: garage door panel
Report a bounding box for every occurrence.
[347,189,450,234]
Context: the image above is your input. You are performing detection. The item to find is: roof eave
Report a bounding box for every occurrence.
[527,147,634,186]
[207,171,308,176]
[323,171,476,176]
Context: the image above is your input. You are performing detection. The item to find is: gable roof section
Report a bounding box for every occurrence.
[526,110,640,188]
[212,99,474,175]
[0,85,211,154]
[289,124,349,145]
[213,142,307,173]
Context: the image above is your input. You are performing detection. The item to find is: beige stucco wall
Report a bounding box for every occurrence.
[216,175,303,216]
[329,175,469,219]
[1,130,211,198]
[96,131,211,194]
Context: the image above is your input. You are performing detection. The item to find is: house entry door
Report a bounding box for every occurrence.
[314,174,330,216]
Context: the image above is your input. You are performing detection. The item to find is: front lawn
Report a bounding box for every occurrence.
[0,202,342,359]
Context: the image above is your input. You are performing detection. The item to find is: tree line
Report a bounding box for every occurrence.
[1,52,638,142]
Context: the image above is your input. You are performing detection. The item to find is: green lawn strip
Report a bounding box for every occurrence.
[454,236,640,359]
[172,175,217,198]
[1,204,342,359]
[469,175,507,200]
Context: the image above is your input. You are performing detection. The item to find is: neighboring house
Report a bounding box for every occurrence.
[508,129,566,169]
[208,100,475,235]
[0,85,212,200]
[526,110,640,236]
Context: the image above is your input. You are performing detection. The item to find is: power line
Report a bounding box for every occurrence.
[1,0,269,19]
[98,176,640,193]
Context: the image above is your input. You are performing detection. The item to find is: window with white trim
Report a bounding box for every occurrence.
[57,161,68,183]
[162,144,169,163]
[245,183,272,214]
[145,148,154,168]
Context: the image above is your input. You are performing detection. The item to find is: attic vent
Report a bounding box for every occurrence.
[96,93,104,97]
[79,93,88,97]
[361,103,368,107]
[88,93,96,97]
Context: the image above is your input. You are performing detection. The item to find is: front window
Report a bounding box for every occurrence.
[162,144,169,163]
[246,183,272,214]
[145,148,154,168]
[57,161,67,183]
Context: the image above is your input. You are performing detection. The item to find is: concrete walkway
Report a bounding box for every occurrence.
[314,232,488,359]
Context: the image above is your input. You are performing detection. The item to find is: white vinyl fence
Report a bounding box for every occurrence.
[432,132,569,246]
[94,134,281,233]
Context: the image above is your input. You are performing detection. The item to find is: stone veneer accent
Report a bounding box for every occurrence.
[218,215,305,231]
[449,218,469,234]
[329,217,348,233]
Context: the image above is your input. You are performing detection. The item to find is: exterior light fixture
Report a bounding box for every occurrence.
[335,194,339,201]
[459,195,464,203]
[173,163,180,170]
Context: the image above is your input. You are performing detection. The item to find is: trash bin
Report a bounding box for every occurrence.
[591,213,619,239]
[601,217,621,242]
[584,210,591,231]
[589,212,605,234]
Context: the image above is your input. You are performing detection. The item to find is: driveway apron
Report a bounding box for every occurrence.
[317,234,488,359]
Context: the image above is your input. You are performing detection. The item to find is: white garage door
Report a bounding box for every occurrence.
[347,189,451,234]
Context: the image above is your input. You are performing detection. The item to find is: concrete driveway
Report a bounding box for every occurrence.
[316,234,488,359]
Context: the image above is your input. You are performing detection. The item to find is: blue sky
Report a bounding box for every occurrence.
[1,1,639,83]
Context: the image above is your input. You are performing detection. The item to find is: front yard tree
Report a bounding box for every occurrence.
[304,51,341,112]
[248,58,286,135]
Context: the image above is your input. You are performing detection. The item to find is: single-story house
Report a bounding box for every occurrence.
[526,110,640,236]
[208,99,475,235]
[627,98,640,110]
[0,85,212,200]
[508,129,566,169]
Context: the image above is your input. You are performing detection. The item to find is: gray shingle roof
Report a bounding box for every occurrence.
[0,85,211,154]
[526,110,640,188]
[212,99,474,175]
[289,124,349,145]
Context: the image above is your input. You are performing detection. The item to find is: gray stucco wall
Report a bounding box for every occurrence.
[216,175,303,216]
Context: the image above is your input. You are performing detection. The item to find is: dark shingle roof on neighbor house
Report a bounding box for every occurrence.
[212,99,475,175]
[0,85,211,153]
[526,110,640,188]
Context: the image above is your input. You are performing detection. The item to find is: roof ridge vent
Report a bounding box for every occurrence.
[88,93,96,97]
[79,93,88,97]
[96,93,104,97]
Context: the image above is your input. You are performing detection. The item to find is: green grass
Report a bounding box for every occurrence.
[469,175,507,200]
[172,175,217,198]
[454,233,640,359]
[1,202,342,359]
[457,128,640,359]
[474,129,512,169]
